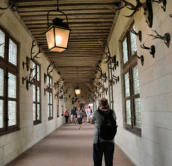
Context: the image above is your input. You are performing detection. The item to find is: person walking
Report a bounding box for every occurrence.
[92,98,117,166]
[64,109,70,124]
[70,107,76,123]
[77,106,83,129]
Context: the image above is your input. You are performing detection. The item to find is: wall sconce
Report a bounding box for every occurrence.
[140,44,156,58]
[114,0,153,27]
[152,0,167,12]
[137,55,144,66]
[149,30,171,48]
[46,0,71,52]
[131,28,142,42]
[22,56,30,71]
[0,1,17,11]
[22,67,37,90]
[44,61,55,83]
[30,40,40,61]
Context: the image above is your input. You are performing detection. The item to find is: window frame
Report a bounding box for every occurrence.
[32,59,41,125]
[0,25,20,136]
[47,75,53,120]
[121,23,141,136]
[57,98,59,118]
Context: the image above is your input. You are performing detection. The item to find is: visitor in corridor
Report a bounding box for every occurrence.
[77,106,83,129]
[70,107,76,123]
[92,98,117,166]
[64,109,70,123]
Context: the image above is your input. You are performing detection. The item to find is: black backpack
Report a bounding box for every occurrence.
[98,109,117,140]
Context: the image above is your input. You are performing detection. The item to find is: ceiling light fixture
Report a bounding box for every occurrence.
[75,86,81,95]
[46,0,70,52]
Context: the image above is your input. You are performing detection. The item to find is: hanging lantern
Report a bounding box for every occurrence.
[75,87,81,95]
[46,18,70,52]
[45,0,70,53]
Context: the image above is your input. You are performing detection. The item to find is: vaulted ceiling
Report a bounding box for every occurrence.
[13,0,118,98]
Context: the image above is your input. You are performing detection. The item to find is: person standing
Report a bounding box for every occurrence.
[85,106,90,123]
[77,106,83,129]
[64,109,70,124]
[92,98,117,166]
[70,107,75,123]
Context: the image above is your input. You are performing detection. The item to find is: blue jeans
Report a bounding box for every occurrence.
[93,142,114,166]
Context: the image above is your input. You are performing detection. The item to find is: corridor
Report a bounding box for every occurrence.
[7,124,134,166]
[1,0,172,165]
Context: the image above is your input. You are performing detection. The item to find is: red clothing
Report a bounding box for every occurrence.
[64,110,69,116]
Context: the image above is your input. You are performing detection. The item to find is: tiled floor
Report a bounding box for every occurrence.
[7,124,135,166]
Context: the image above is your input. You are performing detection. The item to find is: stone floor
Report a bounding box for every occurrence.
[7,123,135,166]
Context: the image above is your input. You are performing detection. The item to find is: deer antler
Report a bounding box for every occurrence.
[47,61,55,75]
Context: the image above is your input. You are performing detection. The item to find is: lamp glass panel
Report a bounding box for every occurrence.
[55,27,70,49]
[51,47,66,52]
[75,89,81,95]
[46,27,55,49]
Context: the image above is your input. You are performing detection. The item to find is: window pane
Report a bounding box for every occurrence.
[0,100,3,128]
[33,85,36,102]
[48,106,50,117]
[8,101,16,126]
[48,92,50,104]
[126,100,131,125]
[50,105,53,117]
[133,65,140,94]
[9,39,17,66]
[130,26,137,55]
[37,87,40,102]
[33,103,36,121]
[124,72,130,97]
[50,77,52,88]
[37,65,39,81]
[8,73,16,98]
[37,104,40,120]
[50,93,53,104]
[32,62,36,78]
[0,68,4,96]
[122,38,128,64]
[135,98,141,128]
[0,29,5,58]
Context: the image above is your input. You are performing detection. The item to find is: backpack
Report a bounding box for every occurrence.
[98,109,117,140]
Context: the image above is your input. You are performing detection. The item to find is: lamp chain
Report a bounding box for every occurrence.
[56,0,59,11]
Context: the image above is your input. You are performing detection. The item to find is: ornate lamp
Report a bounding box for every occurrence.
[46,0,70,52]
[75,87,81,95]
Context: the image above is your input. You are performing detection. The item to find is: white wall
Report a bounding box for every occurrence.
[0,6,64,166]
[96,1,172,166]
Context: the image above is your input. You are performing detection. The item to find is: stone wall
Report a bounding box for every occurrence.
[0,5,65,166]
[96,1,172,166]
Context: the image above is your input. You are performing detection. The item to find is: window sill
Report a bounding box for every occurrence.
[0,127,20,137]
[33,120,41,125]
[48,117,53,120]
[124,126,141,137]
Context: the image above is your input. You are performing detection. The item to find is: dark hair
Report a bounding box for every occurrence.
[99,98,109,109]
